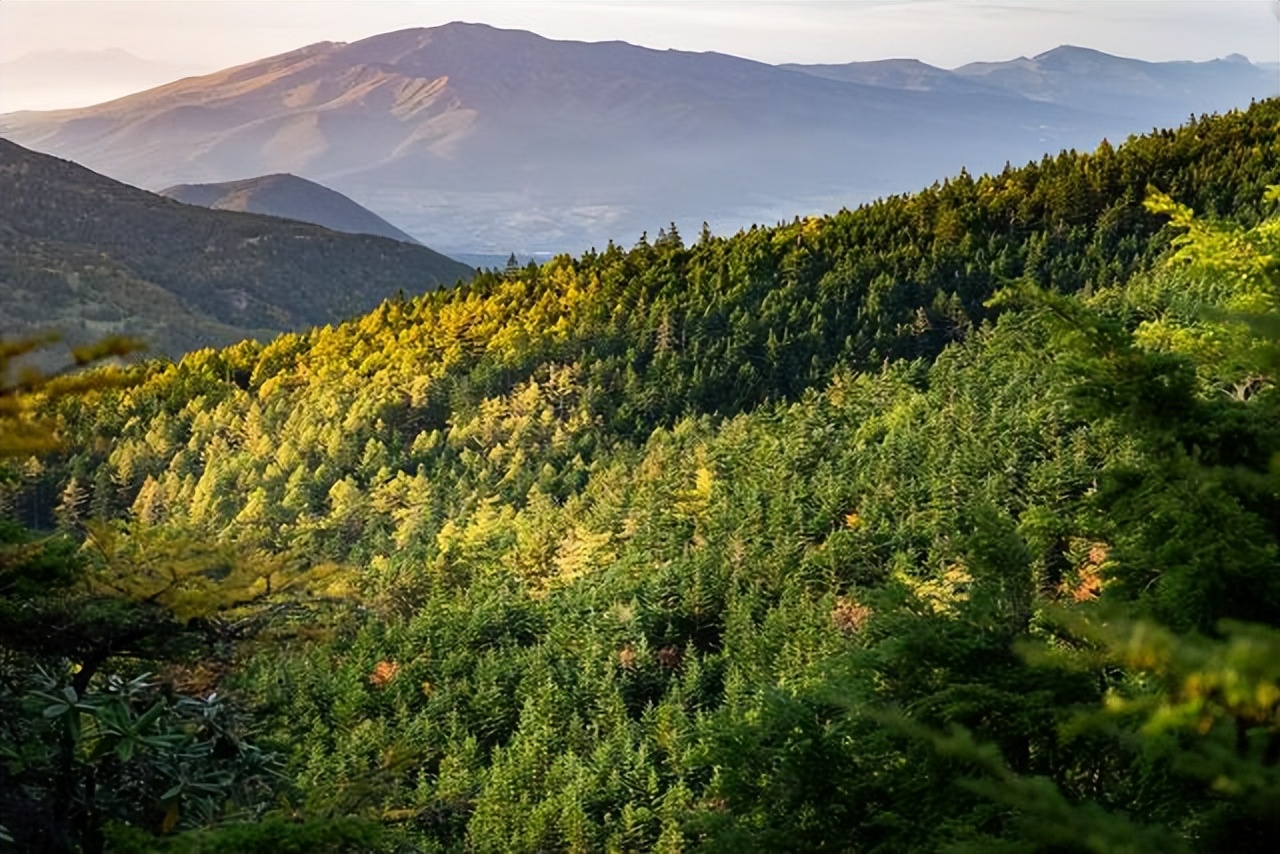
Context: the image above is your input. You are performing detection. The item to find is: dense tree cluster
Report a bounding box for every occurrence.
[2,101,1278,852]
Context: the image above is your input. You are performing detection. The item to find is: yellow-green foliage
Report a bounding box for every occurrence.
[5,104,1280,854]
[0,334,138,458]
[1127,187,1279,398]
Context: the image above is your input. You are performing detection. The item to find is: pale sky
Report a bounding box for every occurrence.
[2,0,1278,70]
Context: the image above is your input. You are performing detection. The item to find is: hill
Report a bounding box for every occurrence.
[3,102,1278,854]
[160,173,422,244]
[2,24,1273,254]
[0,138,473,358]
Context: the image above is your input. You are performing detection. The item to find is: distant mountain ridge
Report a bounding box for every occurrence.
[0,139,473,358]
[948,45,1274,115]
[2,24,1274,253]
[160,173,422,244]
[778,58,1001,95]
[783,45,1276,112]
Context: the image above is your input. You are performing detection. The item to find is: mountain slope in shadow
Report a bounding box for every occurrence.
[0,138,473,358]
[161,173,422,244]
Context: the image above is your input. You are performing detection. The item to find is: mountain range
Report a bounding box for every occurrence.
[0,139,473,359]
[2,23,1275,255]
[159,173,421,244]
[786,47,1276,112]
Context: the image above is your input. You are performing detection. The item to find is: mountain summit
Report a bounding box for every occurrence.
[160,173,422,244]
[0,48,205,112]
[949,44,1270,113]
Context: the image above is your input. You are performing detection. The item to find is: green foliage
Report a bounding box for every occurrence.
[925,170,1279,851]
[5,102,1279,852]
[103,816,382,854]
[0,338,343,853]
[2,667,284,843]
[0,334,139,459]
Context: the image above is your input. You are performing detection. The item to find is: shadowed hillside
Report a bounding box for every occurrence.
[0,138,473,358]
[161,173,423,244]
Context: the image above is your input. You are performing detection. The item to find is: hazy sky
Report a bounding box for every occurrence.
[3,0,1278,69]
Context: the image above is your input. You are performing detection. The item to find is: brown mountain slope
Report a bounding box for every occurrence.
[0,138,474,358]
[160,173,422,244]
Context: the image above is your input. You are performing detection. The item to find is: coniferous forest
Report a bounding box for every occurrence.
[2,101,1279,853]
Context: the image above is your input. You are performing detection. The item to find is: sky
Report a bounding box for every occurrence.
[2,0,1279,70]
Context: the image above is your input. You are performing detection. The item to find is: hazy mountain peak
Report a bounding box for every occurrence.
[0,48,207,112]
[781,56,987,94]
[159,172,423,244]
[1033,44,1119,62]
[437,20,506,33]
[345,21,549,56]
[10,46,144,63]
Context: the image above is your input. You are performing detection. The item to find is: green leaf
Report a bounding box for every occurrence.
[134,700,167,733]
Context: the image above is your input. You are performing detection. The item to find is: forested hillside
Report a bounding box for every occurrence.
[0,139,473,358]
[2,102,1278,853]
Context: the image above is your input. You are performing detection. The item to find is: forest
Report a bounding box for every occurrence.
[1,100,1278,853]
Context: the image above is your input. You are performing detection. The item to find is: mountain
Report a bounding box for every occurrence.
[160,173,421,244]
[0,138,474,358]
[949,45,1277,116]
[778,57,996,94]
[1,24,1275,254]
[783,47,1277,115]
[0,48,206,113]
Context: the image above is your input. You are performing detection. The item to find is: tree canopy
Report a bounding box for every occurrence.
[2,100,1278,853]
